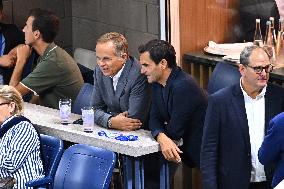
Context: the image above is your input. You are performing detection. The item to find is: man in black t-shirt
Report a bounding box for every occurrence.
[239,0,280,42]
[0,0,24,84]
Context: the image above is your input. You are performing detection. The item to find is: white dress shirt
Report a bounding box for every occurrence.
[240,80,267,182]
[111,63,125,91]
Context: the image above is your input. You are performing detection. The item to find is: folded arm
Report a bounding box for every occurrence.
[9,45,31,96]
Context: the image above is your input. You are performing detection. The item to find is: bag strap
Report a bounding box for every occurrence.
[0,116,32,138]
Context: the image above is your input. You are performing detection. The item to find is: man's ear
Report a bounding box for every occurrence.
[120,52,128,60]
[33,30,41,39]
[160,59,168,69]
[239,64,246,76]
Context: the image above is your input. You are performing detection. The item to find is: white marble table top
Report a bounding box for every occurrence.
[23,103,159,157]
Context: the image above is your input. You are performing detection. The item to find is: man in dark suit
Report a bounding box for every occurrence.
[0,0,24,84]
[139,39,207,188]
[201,45,284,189]
[93,32,150,130]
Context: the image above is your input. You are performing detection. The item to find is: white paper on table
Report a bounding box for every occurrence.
[208,41,253,52]
[274,179,284,189]
[205,41,253,56]
[222,53,241,63]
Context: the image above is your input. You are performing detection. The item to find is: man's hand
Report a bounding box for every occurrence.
[110,111,142,131]
[157,133,183,163]
[0,55,16,67]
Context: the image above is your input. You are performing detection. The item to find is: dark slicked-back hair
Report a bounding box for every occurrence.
[138,39,177,68]
[29,8,59,43]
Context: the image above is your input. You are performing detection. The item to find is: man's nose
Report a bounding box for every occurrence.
[258,68,268,76]
[141,67,146,74]
[97,59,105,66]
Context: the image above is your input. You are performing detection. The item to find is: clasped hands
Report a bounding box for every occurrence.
[0,44,31,68]
[109,111,142,131]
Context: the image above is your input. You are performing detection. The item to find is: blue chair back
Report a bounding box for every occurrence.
[25,134,64,189]
[40,135,64,179]
[72,83,94,114]
[53,144,117,189]
[207,62,241,95]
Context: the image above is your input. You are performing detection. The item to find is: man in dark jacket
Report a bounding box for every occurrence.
[201,45,284,189]
[139,39,207,188]
[0,0,24,84]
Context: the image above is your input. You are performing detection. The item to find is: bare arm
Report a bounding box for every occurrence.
[9,45,31,96]
[0,45,19,67]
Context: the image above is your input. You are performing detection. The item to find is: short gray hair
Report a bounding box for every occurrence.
[97,32,128,57]
[0,85,23,115]
[240,45,271,66]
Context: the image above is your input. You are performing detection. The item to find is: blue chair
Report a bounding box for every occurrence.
[25,134,64,189]
[207,61,241,95]
[52,144,117,189]
[72,83,94,114]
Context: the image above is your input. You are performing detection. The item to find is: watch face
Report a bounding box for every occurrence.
[107,119,112,128]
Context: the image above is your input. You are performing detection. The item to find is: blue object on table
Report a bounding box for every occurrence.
[25,134,64,189]
[98,130,138,141]
[52,144,116,189]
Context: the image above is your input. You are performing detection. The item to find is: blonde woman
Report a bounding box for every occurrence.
[0,85,44,188]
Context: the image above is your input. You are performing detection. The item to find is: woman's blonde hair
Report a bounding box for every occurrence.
[0,85,23,115]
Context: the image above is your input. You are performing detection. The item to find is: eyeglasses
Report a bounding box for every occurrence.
[0,102,10,106]
[246,64,274,74]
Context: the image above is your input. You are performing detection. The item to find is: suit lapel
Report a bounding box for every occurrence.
[115,58,132,99]
[264,84,277,133]
[110,57,133,112]
[103,76,115,108]
[232,85,251,152]
[162,67,180,118]
[155,84,169,119]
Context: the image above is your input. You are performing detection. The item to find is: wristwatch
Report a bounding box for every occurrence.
[107,117,112,129]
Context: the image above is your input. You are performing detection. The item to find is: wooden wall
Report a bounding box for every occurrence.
[169,1,240,188]
[171,0,240,68]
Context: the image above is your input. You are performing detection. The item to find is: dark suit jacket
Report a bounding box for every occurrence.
[201,83,284,189]
[92,56,151,128]
[0,23,24,84]
[149,67,207,167]
[259,112,284,188]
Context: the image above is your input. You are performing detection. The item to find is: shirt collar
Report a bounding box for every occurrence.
[110,63,125,81]
[42,42,56,57]
[240,78,267,100]
[1,115,17,128]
